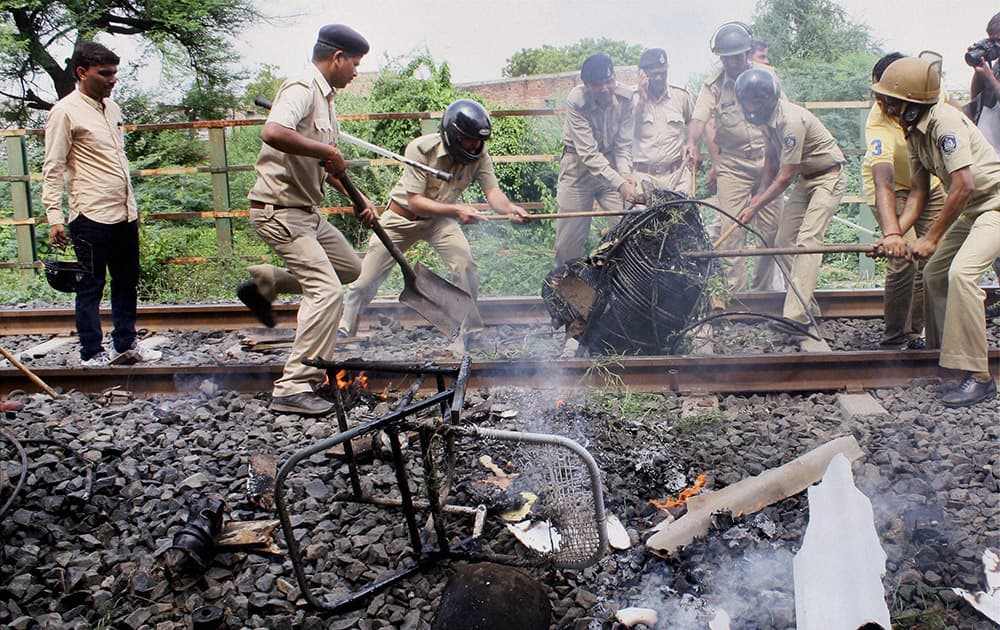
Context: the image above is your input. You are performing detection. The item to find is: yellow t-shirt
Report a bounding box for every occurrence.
[861,93,946,205]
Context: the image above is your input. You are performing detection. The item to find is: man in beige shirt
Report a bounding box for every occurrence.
[42,42,161,368]
[734,68,846,331]
[238,24,377,416]
[632,48,694,194]
[554,53,635,267]
[339,99,530,344]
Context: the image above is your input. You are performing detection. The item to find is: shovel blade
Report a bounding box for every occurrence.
[398,262,475,337]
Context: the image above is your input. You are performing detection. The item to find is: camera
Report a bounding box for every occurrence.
[965,39,1000,67]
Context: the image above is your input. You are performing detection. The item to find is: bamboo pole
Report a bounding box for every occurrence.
[712,221,741,249]
[0,344,60,398]
[478,209,646,221]
[685,244,876,258]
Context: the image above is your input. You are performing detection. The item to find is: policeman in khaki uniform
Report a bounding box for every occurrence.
[237,24,378,416]
[872,54,1000,408]
[339,100,530,343]
[554,53,635,267]
[734,68,846,330]
[863,52,945,350]
[631,48,694,194]
[684,22,783,294]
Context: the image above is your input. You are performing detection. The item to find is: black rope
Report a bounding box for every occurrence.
[0,429,28,521]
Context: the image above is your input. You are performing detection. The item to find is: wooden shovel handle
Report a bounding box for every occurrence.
[335,174,416,281]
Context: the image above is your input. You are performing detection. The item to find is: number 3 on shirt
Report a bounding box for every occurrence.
[869,139,883,157]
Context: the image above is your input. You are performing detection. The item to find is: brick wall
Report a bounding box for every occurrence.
[457,66,640,108]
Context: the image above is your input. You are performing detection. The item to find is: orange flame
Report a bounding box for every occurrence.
[335,370,369,390]
[649,473,707,511]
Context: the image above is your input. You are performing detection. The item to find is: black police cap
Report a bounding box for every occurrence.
[316,24,370,56]
[580,54,615,85]
[639,48,668,69]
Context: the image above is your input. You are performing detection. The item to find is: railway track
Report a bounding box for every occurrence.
[2,287,997,397]
[0,349,990,397]
[0,288,923,335]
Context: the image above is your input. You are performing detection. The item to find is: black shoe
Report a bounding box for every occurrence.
[940,375,997,408]
[237,281,276,328]
[270,392,334,416]
[902,337,926,351]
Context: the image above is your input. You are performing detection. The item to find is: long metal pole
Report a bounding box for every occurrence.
[338,131,453,182]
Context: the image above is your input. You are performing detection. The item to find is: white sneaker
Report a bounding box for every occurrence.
[81,352,110,368]
[110,341,162,365]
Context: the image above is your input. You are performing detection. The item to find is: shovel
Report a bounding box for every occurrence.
[336,174,474,337]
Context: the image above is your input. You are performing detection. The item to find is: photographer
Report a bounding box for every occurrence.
[968,12,1000,155]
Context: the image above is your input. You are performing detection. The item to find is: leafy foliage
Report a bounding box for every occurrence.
[0,0,260,122]
[503,37,644,77]
[750,0,879,65]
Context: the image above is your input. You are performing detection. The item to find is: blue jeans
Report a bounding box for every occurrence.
[68,215,139,359]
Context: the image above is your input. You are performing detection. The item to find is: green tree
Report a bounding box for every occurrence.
[0,0,261,122]
[750,0,878,65]
[751,0,881,148]
[503,37,644,77]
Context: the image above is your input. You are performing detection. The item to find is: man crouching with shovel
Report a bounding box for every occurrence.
[338,99,531,348]
[236,24,378,416]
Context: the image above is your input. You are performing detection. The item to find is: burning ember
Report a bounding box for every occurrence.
[335,369,368,390]
[649,473,707,511]
[317,369,383,409]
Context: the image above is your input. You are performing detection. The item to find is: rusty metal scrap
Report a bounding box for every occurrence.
[245,453,276,510]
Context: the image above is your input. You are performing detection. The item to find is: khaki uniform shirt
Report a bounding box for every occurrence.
[908,102,1000,217]
[561,84,634,190]
[249,65,338,207]
[42,89,136,226]
[763,101,844,174]
[632,85,693,167]
[389,134,499,210]
[692,63,773,156]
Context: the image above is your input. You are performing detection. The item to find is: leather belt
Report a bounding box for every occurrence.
[389,199,424,221]
[720,146,766,160]
[249,200,313,211]
[634,158,683,176]
[802,162,843,180]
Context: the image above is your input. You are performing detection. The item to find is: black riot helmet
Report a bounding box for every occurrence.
[440,99,491,163]
[734,68,781,124]
[710,22,753,56]
[43,260,89,293]
[42,240,92,293]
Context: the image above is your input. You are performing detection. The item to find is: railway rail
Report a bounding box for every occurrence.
[2,287,997,398]
[1,348,994,398]
[7,287,994,335]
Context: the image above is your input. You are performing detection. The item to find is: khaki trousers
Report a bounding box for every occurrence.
[775,169,846,324]
[249,206,361,397]
[714,154,784,292]
[868,186,944,347]
[554,153,625,267]
[340,210,482,336]
[923,209,1000,374]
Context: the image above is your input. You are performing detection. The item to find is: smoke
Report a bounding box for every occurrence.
[623,545,796,629]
